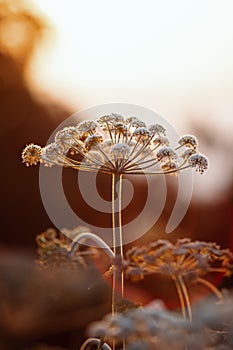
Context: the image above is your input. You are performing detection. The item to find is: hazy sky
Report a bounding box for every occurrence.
[30,0,233,131]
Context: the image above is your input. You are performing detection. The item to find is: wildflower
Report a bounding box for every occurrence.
[22,143,42,166]
[181,148,196,160]
[55,126,80,146]
[148,123,166,135]
[127,117,146,128]
[153,135,170,146]
[22,114,208,174]
[189,153,208,174]
[125,116,139,125]
[36,227,96,269]
[178,135,198,149]
[133,127,151,140]
[125,239,233,280]
[76,120,98,134]
[156,147,178,162]
[124,239,233,320]
[41,142,66,166]
[110,113,124,122]
[85,134,103,150]
[161,161,178,173]
[110,143,130,162]
[87,295,233,350]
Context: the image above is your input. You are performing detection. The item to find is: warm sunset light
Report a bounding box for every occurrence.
[31,0,233,128]
[1,1,233,348]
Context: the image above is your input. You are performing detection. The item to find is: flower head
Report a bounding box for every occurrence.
[189,153,208,174]
[76,120,98,135]
[178,135,198,149]
[42,142,66,166]
[133,127,151,141]
[110,143,130,162]
[22,115,208,175]
[22,144,42,166]
[156,147,178,162]
[85,134,103,150]
[148,123,166,135]
[125,238,233,280]
[36,227,96,269]
[55,126,79,145]
[153,136,170,146]
[161,161,178,174]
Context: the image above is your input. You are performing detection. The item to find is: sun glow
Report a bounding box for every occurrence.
[30,0,233,128]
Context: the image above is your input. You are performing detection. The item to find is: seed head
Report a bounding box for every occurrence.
[133,127,151,141]
[22,144,42,166]
[156,147,178,162]
[153,136,170,146]
[128,117,146,128]
[76,120,98,134]
[85,134,103,150]
[22,114,208,175]
[110,113,124,123]
[181,148,196,160]
[178,135,198,149]
[161,161,178,174]
[125,238,233,281]
[114,122,128,136]
[110,143,130,161]
[148,124,166,135]
[42,143,65,165]
[189,153,208,174]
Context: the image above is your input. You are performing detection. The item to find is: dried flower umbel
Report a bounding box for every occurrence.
[36,227,97,269]
[124,238,233,320]
[22,114,209,349]
[22,115,207,175]
[88,295,233,350]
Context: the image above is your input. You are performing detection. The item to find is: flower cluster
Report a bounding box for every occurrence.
[124,238,233,319]
[36,227,97,269]
[124,238,233,282]
[87,295,233,350]
[22,114,208,175]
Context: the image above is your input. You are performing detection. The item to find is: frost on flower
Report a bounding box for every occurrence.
[22,114,208,175]
[178,135,198,149]
[189,153,208,174]
[148,123,166,135]
[156,147,178,162]
[110,143,130,161]
[55,126,80,146]
[76,120,98,134]
[85,134,103,150]
[22,144,42,166]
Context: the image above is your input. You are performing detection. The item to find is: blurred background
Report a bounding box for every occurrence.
[0,0,233,348]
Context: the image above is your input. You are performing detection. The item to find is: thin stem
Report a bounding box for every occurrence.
[69,232,115,260]
[124,165,191,175]
[118,174,124,298]
[196,277,223,303]
[80,338,112,350]
[174,276,187,319]
[111,173,116,317]
[177,276,192,321]
[111,172,125,350]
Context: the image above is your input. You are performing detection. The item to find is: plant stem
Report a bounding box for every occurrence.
[177,276,192,321]
[196,277,223,303]
[111,172,125,350]
[174,276,187,319]
[111,173,124,317]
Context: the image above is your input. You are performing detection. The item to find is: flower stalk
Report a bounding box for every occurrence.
[111,172,124,316]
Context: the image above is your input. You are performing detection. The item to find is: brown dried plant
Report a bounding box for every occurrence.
[124,238,233,321]
[21,114,212,349]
